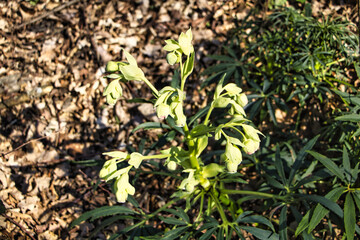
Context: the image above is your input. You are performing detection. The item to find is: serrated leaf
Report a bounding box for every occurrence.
[159,216,187,226]
[199,227,217,240]
[240,226,279,240]
[279,206,287,240]
[238,215,275,232]
[162,226,191,240]
[275,145,287,186]
[295,210,310,236]
[344,192,356,240]
[164,207,190,223]
[308,187,346,233]
[335,114,360,122]
[297,194,343,218]
[70,206,138,228]
[132,122,171,133]
[288,135,319,184]
[307,151,345,182]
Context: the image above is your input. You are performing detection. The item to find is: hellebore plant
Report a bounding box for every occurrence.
[99,28,264,236]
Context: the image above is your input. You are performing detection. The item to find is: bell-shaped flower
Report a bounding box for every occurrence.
[172,101,186,127]
[179,169,199,193]
[225,141,242,173]
[242,124,261,142]
[243,138,260,155]
[128,152,143,168]
[114,173,135,203]
[156,103,171,120]
[119,48,146,81]
[223,83,242,97]
[103,80,122,105]
[99,159,117,180]
[178,28,194,56]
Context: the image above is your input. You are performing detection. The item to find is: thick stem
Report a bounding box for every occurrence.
[183,124,200,170]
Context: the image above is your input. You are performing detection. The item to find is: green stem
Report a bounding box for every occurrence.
[209,189,229,226]
[220,189,285,200]
[142,154,171,160]
[203,104,215,126]
[142,77,159,98]
[194,192,205,223]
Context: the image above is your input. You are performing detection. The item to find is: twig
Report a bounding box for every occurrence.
[1,135,48,158]
[1,213,37,240]
[13,0,82,30]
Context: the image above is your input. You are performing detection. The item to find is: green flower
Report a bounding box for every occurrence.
[237,93,248,107]
[103,80,122,105]
[178,28,194,56]
[242,124,261,142]
[128,152,143,168]
[225,142,242,173]
[119,48,146,81]
[243,138,260,155]
[202,163,223,178]
[114,173,135,203]
[99,159,117,180]
[179,169,199,193]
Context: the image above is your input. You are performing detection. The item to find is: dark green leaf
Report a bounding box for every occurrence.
[297,194,343,218]
[162,226,191,240]
[165,207,190,223]
[238,215,275,232]
[132,122,171,133]
[199,227,217,240]
[69,206,138,228]
[279,205,287,240]
[288,135,319,184]
[307,151,345,182]
[275,145,287,186]
[295,210,310,236]
[308,187,346,233]
[159,216,187,226]
[240,226,279,240]
[335,114,360,122]
[344,192,356,240]
[188,105,210,126]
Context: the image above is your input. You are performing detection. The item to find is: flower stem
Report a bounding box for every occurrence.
[204,104,214,126]
[142,77,159,97]
[183,124,200,170]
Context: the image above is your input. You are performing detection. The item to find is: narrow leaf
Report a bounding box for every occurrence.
[344,192,356,240]
[240,226,279,240]
[297,194,343,218]
[308,187,345,233]
[279,205,287,240]
[307,151,345,182]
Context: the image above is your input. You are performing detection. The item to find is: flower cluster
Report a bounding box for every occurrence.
[99,151,146,202]
[163,28,194,65]
[154,87,186,126]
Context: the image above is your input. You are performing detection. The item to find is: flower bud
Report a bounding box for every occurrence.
[202,163,223,178]
[106,61,119,72]
[167,161,177,171]
[166,51,178,65]
[237,93,248,107]
[103,80,123,105]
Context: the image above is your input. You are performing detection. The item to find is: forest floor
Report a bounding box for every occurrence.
[0,0,358,239]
